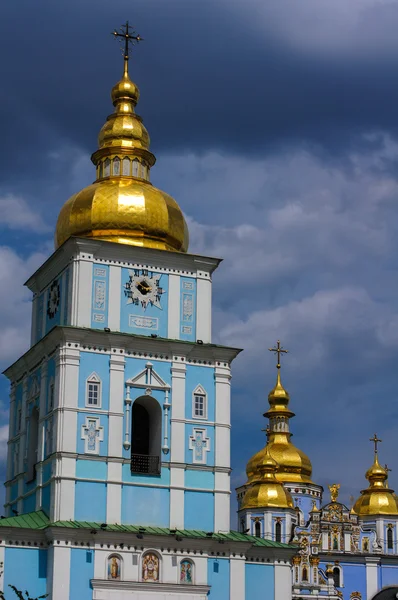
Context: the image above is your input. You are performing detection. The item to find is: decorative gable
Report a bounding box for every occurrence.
[126,362,170,391]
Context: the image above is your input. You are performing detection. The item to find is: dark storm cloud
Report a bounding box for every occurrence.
[3,0,398,192]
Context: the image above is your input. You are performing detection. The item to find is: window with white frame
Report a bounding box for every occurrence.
[192,385,207,420]
[86,373,101,408]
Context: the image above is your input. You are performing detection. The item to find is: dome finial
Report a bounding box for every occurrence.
[268,339,288,370]
[112,20,143,77]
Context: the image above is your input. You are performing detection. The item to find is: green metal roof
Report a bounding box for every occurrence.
[0,511,293,549]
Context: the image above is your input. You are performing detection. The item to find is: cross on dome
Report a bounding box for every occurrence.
[112,21,143,61]
[370,433,382,454]
[268,340,288,369]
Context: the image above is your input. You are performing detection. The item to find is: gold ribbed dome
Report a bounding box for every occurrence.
[55,54,189,252]
[353,450,398,516]
[241,446,294,510]
[246,367,313,485]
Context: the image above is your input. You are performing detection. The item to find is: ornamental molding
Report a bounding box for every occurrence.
[91,579,210,595]
[125,362,170,391]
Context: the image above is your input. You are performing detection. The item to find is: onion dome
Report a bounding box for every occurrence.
[55,51,189,252]
[246,357,313,485]
[353,442,398,516]
[241,446,294,510]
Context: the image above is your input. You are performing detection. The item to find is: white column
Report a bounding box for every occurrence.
[56,346,80,453]
[107,462,122,524]
[76,255,93,327]
[366,557,380,599]
[214,471,230,532]
[168,274,180,340]
[17,378,29,513]
[275,561,292,600]
[230,556,245,600]
[170,466,185,529]
[36,360,49,510]
[196,274,212,343]
[6,385,16,482]
[264,512,272,541]
[108,355,125,458]
[215,366,231,469]
[108,265,121,331]
[56,457,76,521]
[70,259,79,326]
[51,546,71,600]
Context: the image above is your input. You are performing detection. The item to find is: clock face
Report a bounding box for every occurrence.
[47,280,60,319]
[124,269,164,310]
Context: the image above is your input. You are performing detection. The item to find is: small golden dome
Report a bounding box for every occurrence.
[55,56,188,252]
[353,452,398,516]
[241,446,294,510]
[246,363,313,485]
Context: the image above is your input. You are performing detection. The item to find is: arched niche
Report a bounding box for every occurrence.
[131,395,162,475]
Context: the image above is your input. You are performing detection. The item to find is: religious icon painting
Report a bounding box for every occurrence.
[180,560,193,584]
[107,555,121,580]
[142,552,159,582]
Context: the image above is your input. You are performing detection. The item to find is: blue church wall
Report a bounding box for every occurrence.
[324,562,366,600]
[23,492,36,514]
[46,357,56,414]
[184,491,214,531]
[43,416,54,458]
[208,558,230,600]
[75,481,107,522]
[44,275,63,335]
[120,268,169,337]
[76,459,107,480]
[185,365,215,422]
[4,548,47,598]
[381,565,398,587]
[291,493,316,521]
[180,277,196,342]
[78,352,110,411]
[13,383,23,437]
[10,482,18,502]
[245,563,274,600]
[24,477,37,495]
[91,264,109,329]
[121,485,170,527]
[70,548,94,600]
[185,469,215,490]
[185,423,215,466]
[122,464,170,486]
[42,461,52,484]
[42,483,51,514]
[76,412,108,456]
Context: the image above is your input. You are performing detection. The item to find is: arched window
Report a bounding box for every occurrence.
[131,396,162,475]
[387,526,393,549]
[275,521,282,543]
[26,407,39,482]
[113,157,120,176]
[86,373,101,408]
[122,157,130,176]
[180,559,193,584]
[193,386,207,420]
[141,164,147,179]
[99,161,103,178]
[104,158,111,177]
[240,518,245,533]
[132,159,139,177]
[302,566,308,581]
[333,567,340,587]
[142,552,160,582]
[107,554,122,580]
[255,521,261,538]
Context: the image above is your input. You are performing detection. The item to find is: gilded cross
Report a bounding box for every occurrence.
[112,21,143,61]
[370,433,382,454]
[385,464,392,475]
[268,340,288,369]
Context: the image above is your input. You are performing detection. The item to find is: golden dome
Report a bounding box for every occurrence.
[55,56,189,252]
[246,366,313,485]
[353,452,398,516]
[241,446,294,510]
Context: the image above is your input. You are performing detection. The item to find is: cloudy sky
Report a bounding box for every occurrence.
[1,0,398,513]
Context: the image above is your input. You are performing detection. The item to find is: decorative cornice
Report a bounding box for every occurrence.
[91,579,210,594]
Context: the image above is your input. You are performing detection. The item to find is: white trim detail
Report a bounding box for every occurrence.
[192,385,207,420]
[189,428,210,465]
[126,361,170,391]
[81,416,104,454]
[86,372,102,408]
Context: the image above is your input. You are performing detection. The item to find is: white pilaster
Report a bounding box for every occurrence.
[76,255,93,327]
[170,466,185,529]
[109,355,125,458]
[170,362,186,463]
[106,462,122,524]
[214,471,230,532]
[56,457,76,521]
[215,366,231,470]
[6,385,16,482]
[275,561,292,600]
[196,275,212,343]
[57,346,80,454]
[230,556,245,600]
[366,557,380,599]
[51,546,71,600]
[168,274,181,340]
[108,265,121,331]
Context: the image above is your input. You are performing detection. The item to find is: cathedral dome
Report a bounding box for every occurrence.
[352,448,398,517]
[241,446,294,510]
[55,55,188,252]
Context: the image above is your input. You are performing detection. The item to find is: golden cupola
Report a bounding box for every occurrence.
[55,24,189,252]
[353,436,398,516]
[241,445,294,510]
[246,341,313,485]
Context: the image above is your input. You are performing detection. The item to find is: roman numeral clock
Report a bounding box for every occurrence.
[124,269,165,309]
